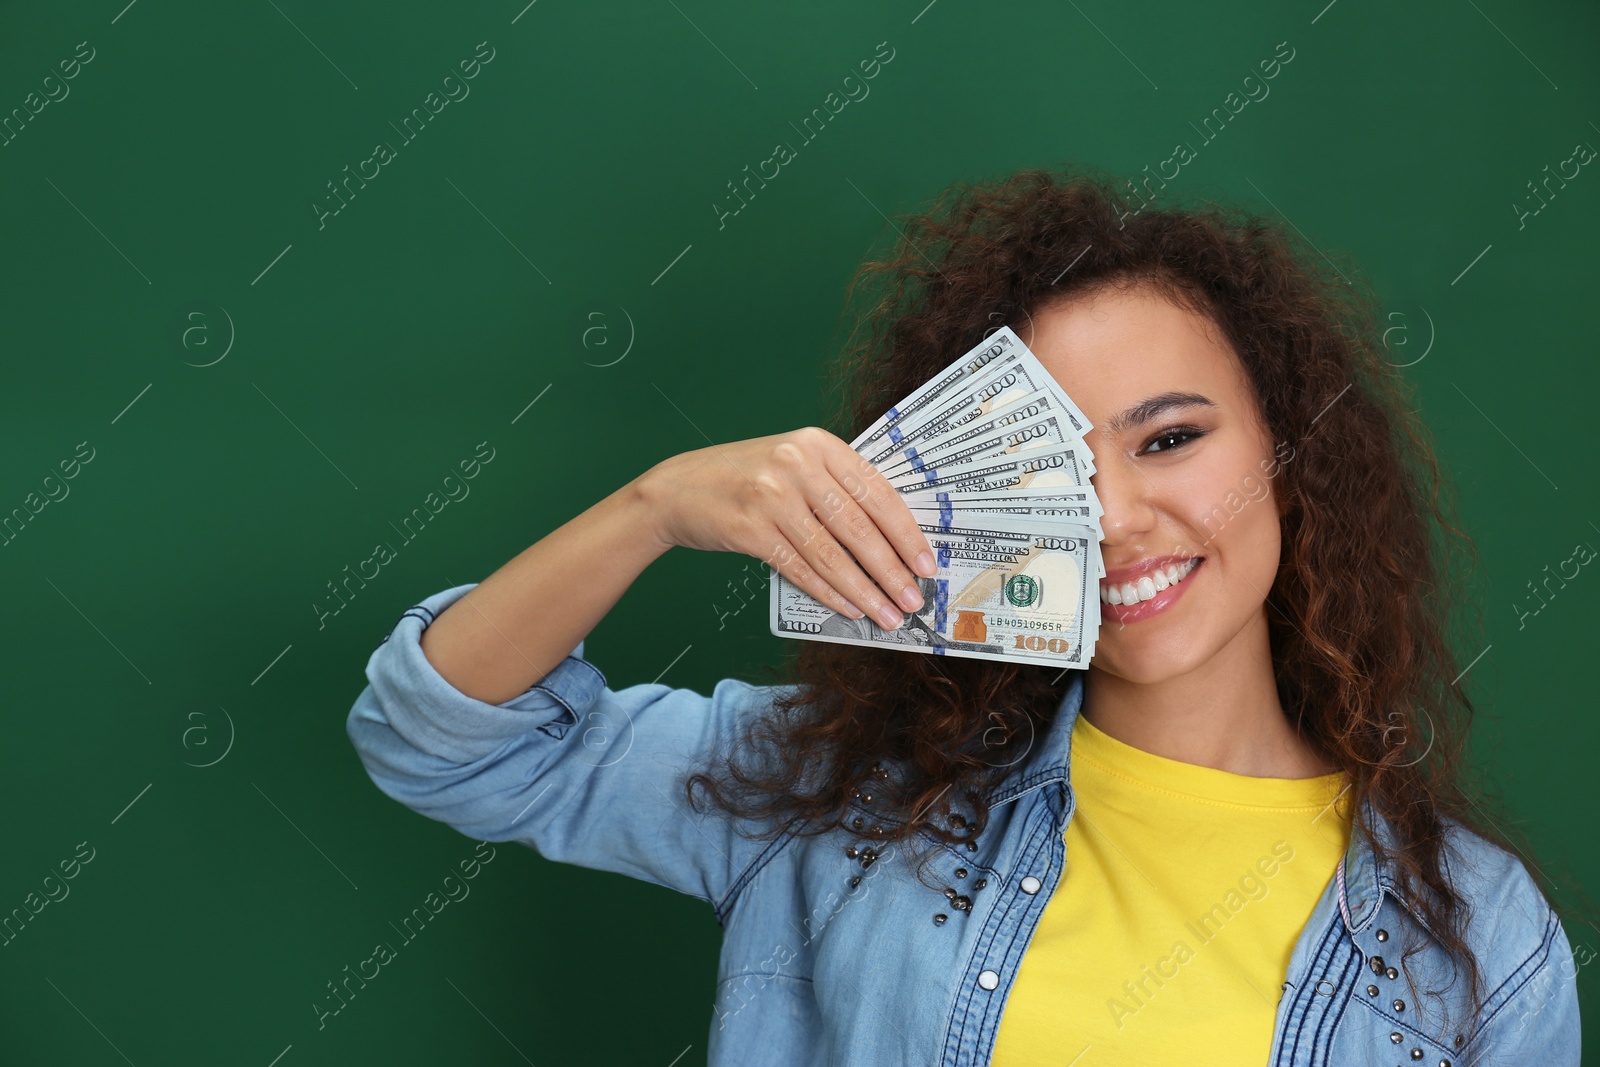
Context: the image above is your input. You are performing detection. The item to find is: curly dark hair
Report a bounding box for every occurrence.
[684,163,1568,1025]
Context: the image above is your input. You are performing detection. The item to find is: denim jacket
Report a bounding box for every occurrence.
[346,583,1582,1066]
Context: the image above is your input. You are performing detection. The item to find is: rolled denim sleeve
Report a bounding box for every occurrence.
[346,582,779,917]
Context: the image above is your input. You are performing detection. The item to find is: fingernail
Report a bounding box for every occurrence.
[915,551,936,577]
[878,604,903,629]
[899,584,924,611]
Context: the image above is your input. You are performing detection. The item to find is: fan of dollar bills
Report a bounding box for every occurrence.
[770,326,1106,669]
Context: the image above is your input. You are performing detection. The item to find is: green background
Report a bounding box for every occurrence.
[1,0,1594,1062]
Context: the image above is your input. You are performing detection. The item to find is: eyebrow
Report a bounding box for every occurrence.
[1101,391,1217,437]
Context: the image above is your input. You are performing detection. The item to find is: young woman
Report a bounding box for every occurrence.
[346,167,1582,1065]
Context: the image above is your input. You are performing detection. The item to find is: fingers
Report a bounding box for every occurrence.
[761,532,871,623]
[823,441,938,577]
[780,505,909,630]
[756,428,941,631]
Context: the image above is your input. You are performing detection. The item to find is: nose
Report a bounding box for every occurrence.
[1090,448,1158,550]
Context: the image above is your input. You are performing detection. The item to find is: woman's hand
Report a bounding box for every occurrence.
[638,426,938,630]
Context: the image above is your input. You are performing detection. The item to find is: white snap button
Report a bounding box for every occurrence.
[1020,876,1042,895]
[977,969,1000,990]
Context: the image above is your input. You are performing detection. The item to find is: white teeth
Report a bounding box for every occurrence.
[1100,558,1199,606]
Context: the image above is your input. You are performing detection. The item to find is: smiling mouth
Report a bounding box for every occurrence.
[1099,557,1202,606]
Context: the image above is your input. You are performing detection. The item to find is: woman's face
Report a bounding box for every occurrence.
[1026,283,1287,684]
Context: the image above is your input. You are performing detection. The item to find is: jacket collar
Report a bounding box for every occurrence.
[983,670,1401,936]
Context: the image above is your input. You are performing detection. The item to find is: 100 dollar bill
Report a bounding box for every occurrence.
[857,333,1092,470]
[906,489,1106,578]
[881,398,1097,483]
[848,331,1021,458]
[888,444,1093,494]
[770,516,1099,667]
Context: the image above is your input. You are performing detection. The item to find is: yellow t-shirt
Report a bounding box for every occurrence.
[990,710,1352,1066]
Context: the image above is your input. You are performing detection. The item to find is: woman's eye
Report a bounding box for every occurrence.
[1142,426,1206,454]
